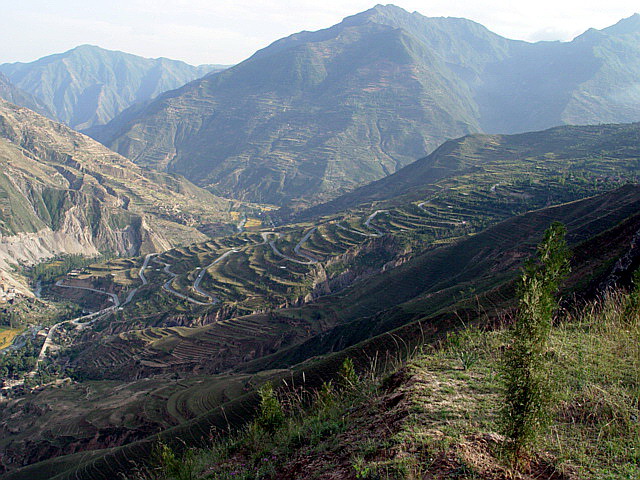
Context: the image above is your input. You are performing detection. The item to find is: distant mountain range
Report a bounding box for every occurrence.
[0,99,232,290]
[0,45,226,130]
[87,5,640,206]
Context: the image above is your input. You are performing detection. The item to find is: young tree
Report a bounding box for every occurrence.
[255,381,284,433]
[501,221,570,462]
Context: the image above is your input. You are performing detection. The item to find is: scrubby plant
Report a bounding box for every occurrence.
[447,325,483,370]
[151,442,196,480]
[501,221,570,462]
[254,381,284,433]
[339,357,358,389]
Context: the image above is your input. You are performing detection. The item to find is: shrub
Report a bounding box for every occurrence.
[151,442,196,480]
[447,326,483,370]
[339,357,358,389]
[255,381,284,433]
[501,221,570,462]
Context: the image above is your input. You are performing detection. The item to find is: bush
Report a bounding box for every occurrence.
[339,357,358,389]
[255,381,285,433]
[151,442,196,480]
[447,326,483,370]
[501,221,570,462]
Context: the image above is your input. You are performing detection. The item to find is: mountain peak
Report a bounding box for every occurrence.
[71,43,101,52]
[341,3,416,27]
[602,13,640,35]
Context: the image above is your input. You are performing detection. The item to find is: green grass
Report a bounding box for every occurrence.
[140,286,639,480]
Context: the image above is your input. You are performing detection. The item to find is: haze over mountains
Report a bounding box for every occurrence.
[0,73,54,119]
[0,45,224,130]
[88,5,640,206]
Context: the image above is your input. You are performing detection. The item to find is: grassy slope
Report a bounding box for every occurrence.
[167,288,639,480]
[7,185,640,480]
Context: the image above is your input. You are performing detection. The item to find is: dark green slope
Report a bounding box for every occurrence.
[260,184,640,370]
[0,45,224,130]
[92,6,640,207]
[299,122,640,218]
[8,184,640,480]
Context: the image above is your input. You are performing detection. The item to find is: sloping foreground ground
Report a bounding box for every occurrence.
[176,287,639,480]
[5,185,640,480]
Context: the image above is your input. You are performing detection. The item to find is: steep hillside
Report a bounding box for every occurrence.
[155,288,640,480]
[91,6,640,206]
[0,45,224,130]
[4,185,640,479]
[0,73,55,120]
[299,122,640,218]
[0,99,233,286]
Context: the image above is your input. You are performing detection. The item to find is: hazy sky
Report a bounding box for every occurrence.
[2,1,639,65]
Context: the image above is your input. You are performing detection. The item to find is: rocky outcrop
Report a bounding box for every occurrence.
[0,99,232,291]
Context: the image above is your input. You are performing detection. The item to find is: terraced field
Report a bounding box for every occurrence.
[8,184,640,480]
[51,169,624,323]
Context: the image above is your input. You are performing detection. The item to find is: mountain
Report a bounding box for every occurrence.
[298,122,640,219]
[0,72,55,119]
[0,99,232,288]
[0,45,225,130]
[88,5,511,205]
[89,5,640,207]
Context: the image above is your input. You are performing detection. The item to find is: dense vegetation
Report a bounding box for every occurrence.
[26,254,108,284]
[0,338,40,380]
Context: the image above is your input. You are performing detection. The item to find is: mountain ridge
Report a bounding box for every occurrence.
[0,73,55,120]
[90,5,640,206]
[0,45,226,130]
[0,98,233,290]
[296,121,640,219]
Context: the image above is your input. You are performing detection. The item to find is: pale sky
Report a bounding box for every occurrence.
[2,1,638,66]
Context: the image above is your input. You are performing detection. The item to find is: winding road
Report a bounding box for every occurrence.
[363,210,388,236]
[123,253,157,305]
[55,279,121,307]
[20,253,159,382]
[335,222,379,237]
[193,249,238,299]
[155,260,212,306]
[155,248,240,305]
[417,202,436,216]
[261,229,319,264]
[16,206,401,385]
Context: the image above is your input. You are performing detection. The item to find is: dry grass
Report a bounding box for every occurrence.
[0,326,23,350]
[244,218,262,228]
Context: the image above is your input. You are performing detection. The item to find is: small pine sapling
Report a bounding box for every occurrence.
[501,221,570,463]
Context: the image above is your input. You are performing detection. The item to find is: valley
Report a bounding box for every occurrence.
[3,169,640,476]
[1,5,640,480]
